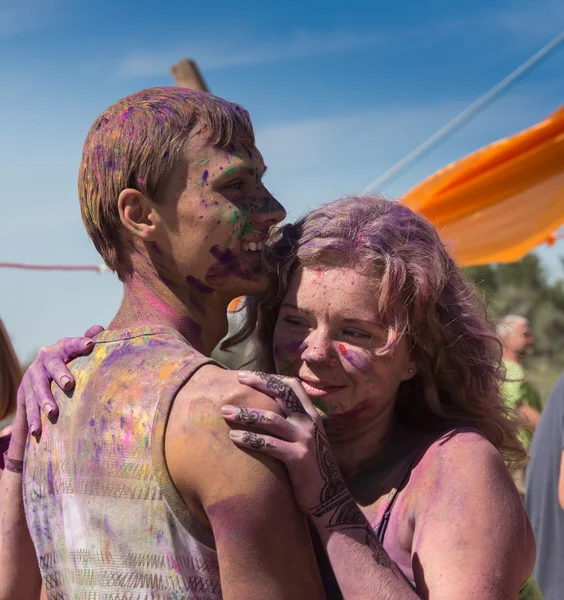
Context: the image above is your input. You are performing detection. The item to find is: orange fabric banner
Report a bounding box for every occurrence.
[402,105,564,266]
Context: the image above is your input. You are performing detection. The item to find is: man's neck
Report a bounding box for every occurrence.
[110,272,230,357]
[503,349,521,364]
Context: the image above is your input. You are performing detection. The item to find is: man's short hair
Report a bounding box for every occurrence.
[78,87,255,280]
[496,315,528,339]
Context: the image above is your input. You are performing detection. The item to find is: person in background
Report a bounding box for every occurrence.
[497,315,542,497]
[0,318,21,469]
[526,372,564,600]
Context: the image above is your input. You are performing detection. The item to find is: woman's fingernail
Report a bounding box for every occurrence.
[221,405,236,417]
[238,371,251,379]
[61,376,71,388]
[84,340,94,348]
[30,425,37,436]
[45,403,55,417]
[229,430,243,440]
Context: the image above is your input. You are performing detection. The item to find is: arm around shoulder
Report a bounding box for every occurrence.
[166,366,325,600]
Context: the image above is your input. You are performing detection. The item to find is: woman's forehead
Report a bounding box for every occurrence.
[284,266,383,318]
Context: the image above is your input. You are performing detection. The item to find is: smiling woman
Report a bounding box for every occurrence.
[222,194,542,599]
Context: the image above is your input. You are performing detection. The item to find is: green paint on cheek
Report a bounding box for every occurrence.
[236,211,253,239]
[229,210,240,224]
[223,166,235,176]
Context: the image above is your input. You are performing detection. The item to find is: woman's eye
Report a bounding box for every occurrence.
[342,328,372,340]
[283,316,307,327]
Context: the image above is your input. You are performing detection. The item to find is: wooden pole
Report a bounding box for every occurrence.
[170,59,210,92]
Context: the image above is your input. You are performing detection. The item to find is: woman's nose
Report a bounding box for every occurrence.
[301,332,335,365]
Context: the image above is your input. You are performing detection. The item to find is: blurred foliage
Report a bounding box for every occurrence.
[465,254,564,406]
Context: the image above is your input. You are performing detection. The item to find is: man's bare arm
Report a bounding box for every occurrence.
[166,367,325,600]
[517,404,541,430]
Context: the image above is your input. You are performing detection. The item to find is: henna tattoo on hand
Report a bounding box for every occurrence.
[242,431,265,449]
[235,407,273,425]
[235,407,260,425]
[308,426,399,574]
[241,431,276,450]
[309,427,348,518]
[254,372,307,414]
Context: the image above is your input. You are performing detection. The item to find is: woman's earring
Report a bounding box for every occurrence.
[408,368,414,373]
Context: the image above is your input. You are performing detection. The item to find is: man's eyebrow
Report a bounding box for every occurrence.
[213,163,268,181]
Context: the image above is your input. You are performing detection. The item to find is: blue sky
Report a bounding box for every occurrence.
[1,0,564,361]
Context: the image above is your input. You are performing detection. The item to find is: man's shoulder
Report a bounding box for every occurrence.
[174,365,280,422]
[165,367,291,517]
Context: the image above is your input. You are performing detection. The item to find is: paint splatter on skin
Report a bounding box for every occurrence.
[337,343,372,373]
[205,246,257,283]
[273,266,415,434]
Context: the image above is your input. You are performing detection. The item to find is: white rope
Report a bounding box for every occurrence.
[362,29,564,194]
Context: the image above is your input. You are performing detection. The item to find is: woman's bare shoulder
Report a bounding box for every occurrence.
[410,426,535,582]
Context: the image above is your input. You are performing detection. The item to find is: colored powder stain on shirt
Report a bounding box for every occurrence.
[47,461,55,496]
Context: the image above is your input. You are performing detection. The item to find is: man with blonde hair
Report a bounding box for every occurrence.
[9,87,323,600]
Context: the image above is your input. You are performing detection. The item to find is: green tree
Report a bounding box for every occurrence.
[465,253,564,402]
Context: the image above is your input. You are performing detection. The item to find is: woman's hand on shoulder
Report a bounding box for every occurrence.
[18,325,104,436]
[221,371,347,516]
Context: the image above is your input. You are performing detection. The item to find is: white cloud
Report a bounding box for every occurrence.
[115,28,387,79]
[114,0,564,81]
[0,0,58,37]
[485,0,564,39]
[254,90,551,218]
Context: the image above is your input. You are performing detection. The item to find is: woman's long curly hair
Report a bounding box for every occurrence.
[223,195,524,466]
[0,318,21,422]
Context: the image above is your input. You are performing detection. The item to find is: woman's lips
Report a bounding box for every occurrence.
[299,379,345,397]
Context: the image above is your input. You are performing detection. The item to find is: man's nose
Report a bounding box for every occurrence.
[253,192,287,227]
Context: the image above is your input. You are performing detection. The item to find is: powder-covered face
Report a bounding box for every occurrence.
[149,130,285,300]
[273,267,416,431]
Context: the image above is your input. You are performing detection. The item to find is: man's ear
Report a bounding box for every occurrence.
[118,188,159,241]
